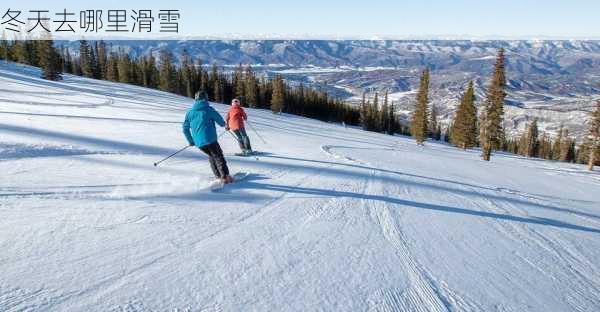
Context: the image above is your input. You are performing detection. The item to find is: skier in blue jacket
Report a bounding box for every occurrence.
[183,91,233,184]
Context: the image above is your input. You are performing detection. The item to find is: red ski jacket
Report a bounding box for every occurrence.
[225,104,247,131]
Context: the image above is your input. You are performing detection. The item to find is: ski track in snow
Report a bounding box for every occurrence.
[324,146,482,312]
[1,62,600,311]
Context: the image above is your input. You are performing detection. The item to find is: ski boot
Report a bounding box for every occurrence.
[222,175,234,184]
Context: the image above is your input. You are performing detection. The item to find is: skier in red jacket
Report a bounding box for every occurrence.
[225,98,253,155]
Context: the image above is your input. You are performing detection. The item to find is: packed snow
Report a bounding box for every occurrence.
[1,62,600,311]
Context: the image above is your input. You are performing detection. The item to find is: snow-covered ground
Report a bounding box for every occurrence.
[1,62,600,311]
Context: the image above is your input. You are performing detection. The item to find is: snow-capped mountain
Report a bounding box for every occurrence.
[59,40,600,138]
[2,61,600,311]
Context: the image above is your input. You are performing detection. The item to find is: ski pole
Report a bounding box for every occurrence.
[153,145,190,167]
[246,120,268,145]
[227,130,239,141]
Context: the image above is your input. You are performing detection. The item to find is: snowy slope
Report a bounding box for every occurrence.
[1,62,600,311]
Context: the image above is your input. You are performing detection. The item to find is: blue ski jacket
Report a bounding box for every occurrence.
[182,99,225,147]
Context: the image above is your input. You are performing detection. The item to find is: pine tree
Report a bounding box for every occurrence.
[560,129,573,162]
[411,67,430,145]
[0,31,9,62]
[522,118,539,157]
[105,51,118,81]
[180,49,194,98]
[379,91,388,132]
[208,64,219,100]
[271,74,285,113]
[451,81,477,149]
[62,47,73,74]
[213,75,223,103]
[576,141,589,164]
[430,104,438,139]
[79,40,94,78]
[245,66,258,108]
[371,92,379,131]
[233,63,245,102]
[11,38,28,64]
[387,101,397,135]
[200,68,210,98]
[360,92,368,130]
[567,139,576,163]
[117,50,131,83]
[588,100,600,170]
[96,40,107,79]
[23,37,38,66]
[552,124,564,160]
[158,48,176,92]
[435,125,442,141]
[38,31,62,81]
[480,49,506,161]
[538,132,552,160]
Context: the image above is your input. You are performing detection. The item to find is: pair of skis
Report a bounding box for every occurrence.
[233,150,261,160]
[209,172,250,191]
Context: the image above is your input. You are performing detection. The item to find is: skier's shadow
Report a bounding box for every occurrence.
[231,174,600,235]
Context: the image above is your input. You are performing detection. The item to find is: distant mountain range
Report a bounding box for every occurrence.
[60,40,600,138]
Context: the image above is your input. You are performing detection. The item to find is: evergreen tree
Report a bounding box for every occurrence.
[568,139,576,163]
[245,65,258,107]
[11,39,28,64]
[213,75,223,103]
[38,32,62,81]
[62,47,73,74]
[25,38,38,66]
[360,92,368,130]
[430,104,438,139]
[180,49,194,98]
[480,48,507,161]
[117,50,132,83]
[381,91,389,132]
[538,132,553,160]
[559,129,573,162]
[523,118,539,157]
[233,63,245,102]
[271,74,285,113]
[588,100,600,170]
[105,51,119,81]
[552,124,564,160]
[0,31,9,62]
[96,40,108,79]
[435,125,442,141]
[372,92,379,130]
[411,67,430,145]
[450,81,477,149]
[200,67,210,97]
[158,48,176,92]
[387,101,397,135]
[79,40,94,78]
[576,141,589,164]
[141,54,158,88]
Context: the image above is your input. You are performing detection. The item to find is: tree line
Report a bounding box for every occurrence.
[1,36,598,170]
[0,36,360,126]
[410,48,599,170]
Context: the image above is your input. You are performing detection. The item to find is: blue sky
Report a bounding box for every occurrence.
[4,0,599,38]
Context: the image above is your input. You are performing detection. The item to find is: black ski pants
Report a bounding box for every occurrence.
[199,141,229,178]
